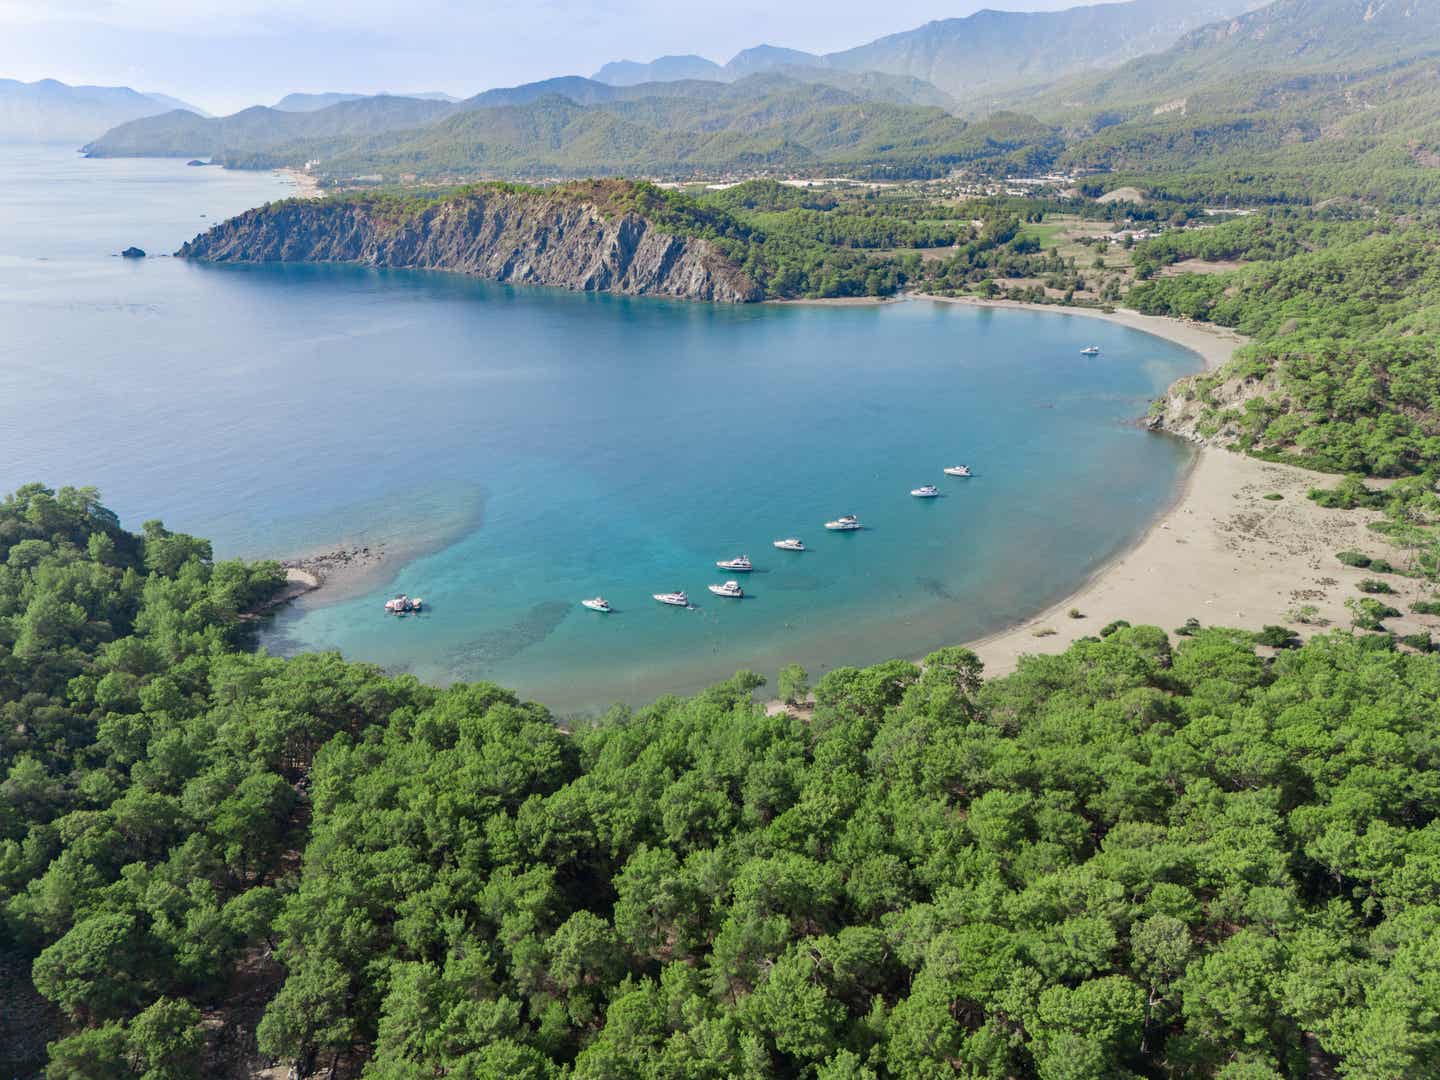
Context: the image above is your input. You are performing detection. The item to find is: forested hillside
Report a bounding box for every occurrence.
[1131,215,1440,474]
[4,483,1440,1078]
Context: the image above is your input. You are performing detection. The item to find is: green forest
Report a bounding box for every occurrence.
[4,484,1439,1078]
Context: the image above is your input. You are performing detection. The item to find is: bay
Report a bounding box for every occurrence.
[0,144,1201,713]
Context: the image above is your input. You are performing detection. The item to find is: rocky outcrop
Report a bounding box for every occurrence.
[177,187,762,302]
[120,246,146,258]
[1145,367,1280,447]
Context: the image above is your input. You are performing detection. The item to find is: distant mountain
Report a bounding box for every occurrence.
[274,91,459,111]
[723,45,822,79]
[590,0,1266,103]
[0,79,205,142]
[217,75,1054,181]
[592,55,722,86]
[83,95,456,160]
[824,0,1268,99]
[1036,0,1440,178]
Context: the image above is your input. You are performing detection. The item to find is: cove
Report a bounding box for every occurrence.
[0,147,1201,714]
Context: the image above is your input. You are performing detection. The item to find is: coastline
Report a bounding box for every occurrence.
[269,294,1402,691]
[276,167,323,200]
[911,293,1245,374]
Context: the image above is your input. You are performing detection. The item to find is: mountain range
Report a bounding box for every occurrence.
[75,0,1440,199]
[273,91,461,112]
[592,0,1268,99]
[0,79,207,142]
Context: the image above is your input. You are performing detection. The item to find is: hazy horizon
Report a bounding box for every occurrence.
[1,0,1104,113]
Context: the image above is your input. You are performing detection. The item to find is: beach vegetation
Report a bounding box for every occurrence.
[1066,606,1084,618]
[1286,604,1326,626]
[1357,578,1395,595]
[1336,550,1372,568]
[777,663,810,706]
[1412,600,1440,616]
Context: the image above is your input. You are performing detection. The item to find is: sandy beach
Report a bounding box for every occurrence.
[941,296,1430,676]
[966,449,1429,676]
[276,167,323,200]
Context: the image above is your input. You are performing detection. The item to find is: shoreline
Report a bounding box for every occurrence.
[276,167,323,200]
[911,293,1245,374]
[270,296,1406,695]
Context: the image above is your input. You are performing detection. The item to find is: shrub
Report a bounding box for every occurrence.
[1255,625,1300,648]
[1356,632,1398,652]
[1099,619,1132,638]
[1032,627,1058,638]
[1068,608,1084,619]
[1336,550,1372,568]
[1369,558,1396,575]
[1263,493,1284,501]
[1174,617,1202,637]
[1412,600,1440,616]
[1287,604,1327,626]
[1401,631,1433,653]
[1358,578,1396,594]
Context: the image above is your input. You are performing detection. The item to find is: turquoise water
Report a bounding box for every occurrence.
[0,145,1201,713]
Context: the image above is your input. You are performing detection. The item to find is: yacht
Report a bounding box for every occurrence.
[384,594,422,614]
[716,555,753,572]
[653,590,689,607]
[825,515,862,531]
[773,538,806,551]
[911,485,940,498]
[943,465,973,478]
[1080,345,1101,356]
[708,580,744,598]
[581,597,612,613]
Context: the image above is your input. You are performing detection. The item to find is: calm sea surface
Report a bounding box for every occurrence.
[0,145,1201,712]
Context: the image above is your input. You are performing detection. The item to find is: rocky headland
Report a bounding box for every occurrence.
[177,181,762,302]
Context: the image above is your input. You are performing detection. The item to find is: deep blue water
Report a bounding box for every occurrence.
[0,145,1200,713]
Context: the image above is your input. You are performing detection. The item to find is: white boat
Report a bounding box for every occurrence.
[825,515,862,531]
[581,597,612,613]
[716,554,753,572]
[911,485,940,498]
[653,590,689,607]
[944,465,973,478]
[1080,345,1101,356]
[773,538,806,551]
[384,594,422,614]
[708,580,744,598]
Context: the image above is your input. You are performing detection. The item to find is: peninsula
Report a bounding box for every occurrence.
[178,181,761,302]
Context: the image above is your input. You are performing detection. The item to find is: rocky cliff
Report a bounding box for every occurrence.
[177,186,762,303]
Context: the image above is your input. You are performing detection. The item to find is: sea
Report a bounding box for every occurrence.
[0,144,1202,713]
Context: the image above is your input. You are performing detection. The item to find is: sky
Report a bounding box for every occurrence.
[0,0,1093,113]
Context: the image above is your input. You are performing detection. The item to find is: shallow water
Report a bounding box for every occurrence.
[0,145,1200,713]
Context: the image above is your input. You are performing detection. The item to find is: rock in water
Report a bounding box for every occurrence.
[120,246,146,258]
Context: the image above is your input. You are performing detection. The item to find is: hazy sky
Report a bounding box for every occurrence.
[0,0,1092,112]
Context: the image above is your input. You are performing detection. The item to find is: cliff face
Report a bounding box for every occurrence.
[177,189,763,303]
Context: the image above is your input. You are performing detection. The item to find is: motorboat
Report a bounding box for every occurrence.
[581,597,612,613]
[944,465,973,478]
[653,590,689,607]
[911,485,940,498]
[384,594,422,614]
[1080,345,1101,356]
[716,555,753,572]
[773,538,806,551]
[825,515,862,531]
[708,580,744,598]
